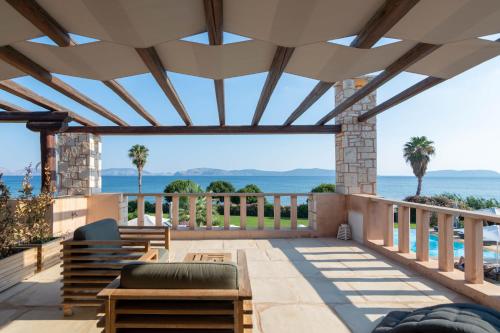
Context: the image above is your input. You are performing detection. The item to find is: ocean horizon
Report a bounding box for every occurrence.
[3,175,500,202]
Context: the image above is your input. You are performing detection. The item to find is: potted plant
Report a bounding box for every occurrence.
[0,173,37,292]
[14,165,60,272]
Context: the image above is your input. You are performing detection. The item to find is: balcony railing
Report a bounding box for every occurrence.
[122,192,316,231]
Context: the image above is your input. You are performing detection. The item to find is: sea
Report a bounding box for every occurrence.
[3,175,500,202]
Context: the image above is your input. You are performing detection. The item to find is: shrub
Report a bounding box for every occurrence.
[0,174,17,258]
[206,181,235,202]
[128,200,155,214]
[311,183,336,193]
[403,195,467,227]
[441,192,500,210]
[232,184,264,204]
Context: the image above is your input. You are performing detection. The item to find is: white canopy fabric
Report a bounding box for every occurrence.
[483,225,500,243]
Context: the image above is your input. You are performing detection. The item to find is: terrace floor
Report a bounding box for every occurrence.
[0,238,470,333]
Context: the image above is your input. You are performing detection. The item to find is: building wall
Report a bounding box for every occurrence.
[57,133,102,196]
[335,77,377,195]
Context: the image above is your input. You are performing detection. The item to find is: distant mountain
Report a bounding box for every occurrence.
[0,167,40,176]
[426,170,500,178]
[173,168,335,177]
[101,168,171,176]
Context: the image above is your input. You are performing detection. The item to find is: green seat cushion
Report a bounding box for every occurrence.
[372,303,500,333]
[73,219,121,248]
[120,262,238,289]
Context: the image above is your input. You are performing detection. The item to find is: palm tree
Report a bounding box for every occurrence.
[128,145,149,193]
[403,136,435,196]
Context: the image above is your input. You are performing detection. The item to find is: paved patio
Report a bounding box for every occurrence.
[0,238,470,333]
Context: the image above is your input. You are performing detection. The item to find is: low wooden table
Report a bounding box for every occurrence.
[183,252,232,263]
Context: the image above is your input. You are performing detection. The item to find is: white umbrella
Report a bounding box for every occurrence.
[483,225,500,267]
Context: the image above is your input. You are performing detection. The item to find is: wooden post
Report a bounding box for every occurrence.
[240,195,247,230]
[137,195,145,226]
[257,196,265,230]
[40,130,56,193]
[464,218,484,283]
[398,205,410,253]
[438,213,454,272]
[224,195,230,230]
[307,194,314,229]
[290,195,298,230]
[384,204,394,247]
[416,209,430,261]
[274,195,281,230]
[206,195,213,230]
[171,196,179,229]
[189,195,196,230]
[155,195,163,226]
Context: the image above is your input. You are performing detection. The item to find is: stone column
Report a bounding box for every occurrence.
[335,77,377,195]
[57,133,102,196]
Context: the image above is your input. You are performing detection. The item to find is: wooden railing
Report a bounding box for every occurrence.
[366,196,500,284]
[122,192,315,232]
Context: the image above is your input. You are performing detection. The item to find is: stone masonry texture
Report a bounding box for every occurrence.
[335,77,377,195]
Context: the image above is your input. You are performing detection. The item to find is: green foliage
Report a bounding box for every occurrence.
[311,183,336,193]
[440,192,500,210]
[403,194,467,227]
[163,180,203,209]
[232,184,264,204]
[0,174,17,258]
[128,200,155,214]
[216,202,308,219]
[206,180,235,201]
[403,136,435,195]
[128,144,149,193]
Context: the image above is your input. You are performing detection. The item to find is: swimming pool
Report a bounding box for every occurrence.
[394,229,498,261]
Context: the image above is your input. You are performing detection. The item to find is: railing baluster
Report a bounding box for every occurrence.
[155,195,163,226]
[137,195,145,226]
[240,195,247,230]
[224,195,230,230]
[171,195,179,230]
[464,218,484,283]
[122,195,129,224]
[438,213,454,272]
[416,209,430,261]
[384,204,394,246]
[307,194,314,229]
[290,195,297,230]
[206,195,213,230]
[257,196,265,230]
[397,205,410,253]
[189,195,196,230]
[274,195,281,230]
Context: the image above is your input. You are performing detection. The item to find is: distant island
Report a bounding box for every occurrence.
[2,167,499,178]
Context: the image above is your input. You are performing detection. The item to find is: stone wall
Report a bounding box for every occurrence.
[334,77,377,195]
[57,133,102,196]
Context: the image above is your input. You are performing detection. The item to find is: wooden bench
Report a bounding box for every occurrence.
[97,250,253,333]
[61,221,170,316]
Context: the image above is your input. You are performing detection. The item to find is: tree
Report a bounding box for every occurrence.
[206,180,235,202]
[403,136,435,196]
[311,183,336,193]
[164,180,203,209]
[128,145,149,193]
[232,184,264,204]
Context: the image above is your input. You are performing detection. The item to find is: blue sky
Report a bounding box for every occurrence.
[1,34,499,175]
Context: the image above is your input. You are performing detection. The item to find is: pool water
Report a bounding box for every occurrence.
[394,229,498,261]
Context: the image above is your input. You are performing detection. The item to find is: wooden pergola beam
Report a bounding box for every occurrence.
[136,47,192,126]
[0,46,128,126]
[204,0,225,126]
[252,46,295,126]
[0,99,27,112]
[7,0,159,126]
[284,0,420,125]
[6,0,75,47]
[62,125,340,135]
[358,76,445,122]
[316,42,440,125]
[0,80,96,126]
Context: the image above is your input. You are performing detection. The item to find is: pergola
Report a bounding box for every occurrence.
[1,0,500,191]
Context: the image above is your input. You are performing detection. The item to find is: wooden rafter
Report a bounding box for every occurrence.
[358,76,445,122]
[0,46,128,126]
[7,0,159,126]
[0,99,27,112]
[316,42,440,125]
[0,80,96,126]
[0,110,68,122]
[204,0,225,126]
[136,47,192,126]
[284,0,420,125]
[6,0,75,47]
[62,125,340,135]
[252,46,295,126]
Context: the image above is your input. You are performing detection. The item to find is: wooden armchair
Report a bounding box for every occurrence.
[61,219,171,316]
[97,250,253,333]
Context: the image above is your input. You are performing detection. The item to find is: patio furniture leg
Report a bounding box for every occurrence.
[63,304,73,316]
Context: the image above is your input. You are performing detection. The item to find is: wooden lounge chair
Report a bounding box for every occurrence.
[97,250,253,333]
[61,219,171,316]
